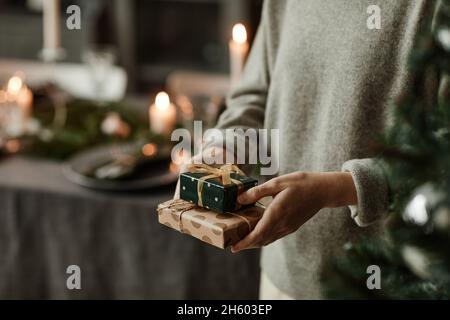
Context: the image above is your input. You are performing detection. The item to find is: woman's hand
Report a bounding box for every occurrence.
[231,171,358,253]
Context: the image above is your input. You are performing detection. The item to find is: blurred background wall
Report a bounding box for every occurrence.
[0,0,263,92]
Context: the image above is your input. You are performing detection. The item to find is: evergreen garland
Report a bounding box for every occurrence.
[22,99,166,160]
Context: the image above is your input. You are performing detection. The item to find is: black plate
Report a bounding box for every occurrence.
[62,142,179,191]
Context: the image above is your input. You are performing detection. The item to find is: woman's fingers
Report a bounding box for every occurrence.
[231,230,261,253]
[238,178,284,205]
[232,189,297,252]
[231,199,281,252]
[231,220,271,252]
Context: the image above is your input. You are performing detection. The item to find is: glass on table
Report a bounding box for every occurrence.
[82,45,117,105]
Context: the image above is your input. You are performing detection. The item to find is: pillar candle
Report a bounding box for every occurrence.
[43,0,61,51]
[229,23,249,87]
[149,91,177,136]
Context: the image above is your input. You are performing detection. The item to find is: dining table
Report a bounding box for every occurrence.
[0,155,260,299]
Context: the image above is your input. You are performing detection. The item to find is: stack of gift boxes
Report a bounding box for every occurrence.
[157,164,264,249]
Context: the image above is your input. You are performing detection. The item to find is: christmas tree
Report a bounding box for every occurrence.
[323,1,450,299]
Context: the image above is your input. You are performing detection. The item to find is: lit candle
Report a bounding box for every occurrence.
[16,86,33,117]
[149,91,177,136]
[7,76,32,115]
[42,0,61,61]
[229,23,249,87]
[3,76,33,137]
[7,76,23,99]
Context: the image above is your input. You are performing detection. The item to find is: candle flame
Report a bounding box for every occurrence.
[232,23,247,44]
[155,91,170,111]
[142,143,158,157]
[7,76,23,95]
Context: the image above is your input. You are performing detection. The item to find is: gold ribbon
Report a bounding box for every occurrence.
[159,199,196,233]
[187,163,246,209]
[228,212,252,232]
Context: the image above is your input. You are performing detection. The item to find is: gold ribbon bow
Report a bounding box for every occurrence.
[187,163,246,209]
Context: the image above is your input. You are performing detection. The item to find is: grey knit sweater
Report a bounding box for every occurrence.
[214,0,443,298]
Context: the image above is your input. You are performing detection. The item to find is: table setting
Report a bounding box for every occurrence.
[0,70,200,190]
[0,1,260,299]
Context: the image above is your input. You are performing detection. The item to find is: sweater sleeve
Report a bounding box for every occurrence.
[203,1,272,151]
[341,1,449,227]
[343,70,447,227]
[202,2,273,174]
[215,3,271,132]
[341,158,390,227]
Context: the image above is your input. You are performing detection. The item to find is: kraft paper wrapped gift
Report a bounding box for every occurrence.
[180,164,258,213]
[157,199,264,249]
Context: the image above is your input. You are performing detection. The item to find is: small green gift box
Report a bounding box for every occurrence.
[180,164,258,213]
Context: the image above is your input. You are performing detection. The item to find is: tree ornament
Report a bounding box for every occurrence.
[401,245,432,279]
[403,184,445,227]
[436,28,450,51]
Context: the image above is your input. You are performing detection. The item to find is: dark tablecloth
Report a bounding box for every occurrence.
[0,157,260,299]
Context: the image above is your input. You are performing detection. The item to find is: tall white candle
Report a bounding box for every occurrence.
[3,76,33,137]
[229,23,249,87]
[6,76,23,98]
[149,91,177,136]
[43,0,61,51]
[16,86,33,117]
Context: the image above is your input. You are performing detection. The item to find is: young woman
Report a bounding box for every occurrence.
[176,0,443,299]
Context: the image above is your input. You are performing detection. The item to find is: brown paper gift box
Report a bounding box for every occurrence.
[157,199,264,249]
